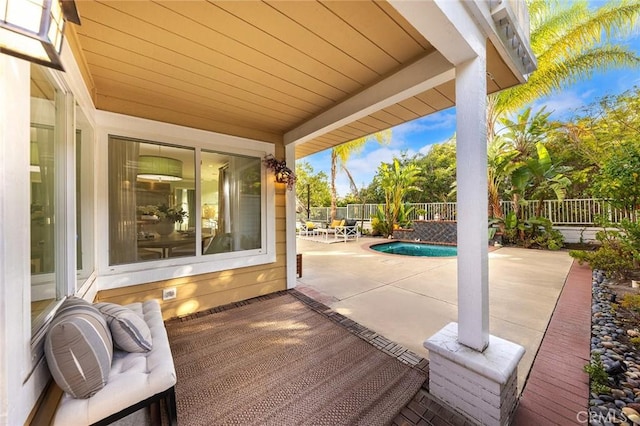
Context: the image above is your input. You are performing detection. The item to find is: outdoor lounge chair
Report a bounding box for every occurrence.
[335,220,359,242]
[298,221,317,236]
[325,219,358,242]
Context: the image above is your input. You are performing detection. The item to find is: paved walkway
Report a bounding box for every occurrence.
[296,238,575,391]
[512,261,591,425]
[296,237,593,424]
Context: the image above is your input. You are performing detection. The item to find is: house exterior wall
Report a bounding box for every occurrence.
[96,199,288,320]
[0,37,288,425]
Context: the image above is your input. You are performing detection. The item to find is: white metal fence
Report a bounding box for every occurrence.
[302,199,634,226]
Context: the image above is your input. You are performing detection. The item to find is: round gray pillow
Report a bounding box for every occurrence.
[44,297,113,399]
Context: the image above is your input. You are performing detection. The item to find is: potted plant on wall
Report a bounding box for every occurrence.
[263,154,296,190]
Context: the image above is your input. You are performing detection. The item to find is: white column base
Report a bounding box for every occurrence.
[424,323,525,426]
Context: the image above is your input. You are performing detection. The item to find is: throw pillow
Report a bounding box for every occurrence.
[44,297,113,399]
[305,221,315,230]
[95,302,153,353]
[330,219,342,228]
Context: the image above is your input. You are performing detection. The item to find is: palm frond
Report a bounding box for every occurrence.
[540,0,640,63]
[496,47,640,113]
[531,1,589,54]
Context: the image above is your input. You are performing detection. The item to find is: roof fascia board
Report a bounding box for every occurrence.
[465,1,537,82]
[388,0,486,65]
[284,51,454,146]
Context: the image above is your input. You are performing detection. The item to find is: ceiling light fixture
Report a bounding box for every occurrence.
[137,155,183,182]
[0,0,81,71]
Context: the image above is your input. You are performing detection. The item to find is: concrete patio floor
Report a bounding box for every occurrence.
[295,237,575,391]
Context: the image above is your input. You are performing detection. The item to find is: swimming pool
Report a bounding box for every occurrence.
[370,241,457,257]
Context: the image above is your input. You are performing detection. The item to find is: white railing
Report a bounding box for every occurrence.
[303,199,635,226]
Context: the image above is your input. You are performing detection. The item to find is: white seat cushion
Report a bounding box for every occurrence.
[52,300,176,426]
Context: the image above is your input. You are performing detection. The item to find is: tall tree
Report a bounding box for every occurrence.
[410,139,457,203]
[295,162,331,219]
[489,0,640,137]
[330,130,391,220]
[591,141,640,221]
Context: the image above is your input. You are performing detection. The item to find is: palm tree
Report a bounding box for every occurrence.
[489,0,640,137]
[330,130,391,221]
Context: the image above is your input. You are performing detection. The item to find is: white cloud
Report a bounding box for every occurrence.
[417,137,452,155]
[319,147,406,196]
[532,89,594,120]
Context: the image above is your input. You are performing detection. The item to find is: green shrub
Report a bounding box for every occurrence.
[570,239,634,279]
[620,294,640,312]
[370,217,390,237]
[521,217,565,250]
[531,227,565,250]
[584,353,610,395]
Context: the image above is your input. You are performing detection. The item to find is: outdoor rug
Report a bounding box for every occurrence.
[165,292,427,426]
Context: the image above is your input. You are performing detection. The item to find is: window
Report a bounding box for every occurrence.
[30,64,65,329]
[201,150,262,255]
[107,136,264,266]
[108,137,194,264]
[76,104,95,287]
[30,66,91,331]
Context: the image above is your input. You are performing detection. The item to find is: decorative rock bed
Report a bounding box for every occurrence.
[589,271,640,425]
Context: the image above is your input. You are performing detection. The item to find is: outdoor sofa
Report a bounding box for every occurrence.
[45,297,177,426]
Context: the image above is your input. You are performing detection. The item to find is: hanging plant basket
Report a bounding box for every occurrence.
[263,154,296,190]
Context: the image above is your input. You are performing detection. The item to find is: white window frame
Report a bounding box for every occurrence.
[29,68,78,336]
[95,111,277,291]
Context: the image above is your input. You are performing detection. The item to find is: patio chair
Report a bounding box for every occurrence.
[334,219,359,242]
[298,221,317,236]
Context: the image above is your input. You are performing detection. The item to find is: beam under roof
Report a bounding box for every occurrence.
[284,51,454,146]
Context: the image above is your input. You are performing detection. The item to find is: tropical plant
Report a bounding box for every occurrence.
[488,0,640,137]
[525,217,565,250]
[396,203,415,229]
[374,158,422,236]
[370,206,391,237]
[491,212,564,249]
[487,139,520,221]
[526,142,572,216]
[330,130,391,221]
[498,107,554,159]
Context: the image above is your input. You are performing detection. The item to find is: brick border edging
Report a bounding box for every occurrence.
[165,289,429,374]
[288,289,429,373]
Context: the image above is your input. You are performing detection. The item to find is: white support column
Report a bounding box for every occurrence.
[285,143,297,289]
[423,40,525,426]
[455,53,489,351]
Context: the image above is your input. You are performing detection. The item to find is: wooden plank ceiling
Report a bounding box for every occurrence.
[70,0,520,159]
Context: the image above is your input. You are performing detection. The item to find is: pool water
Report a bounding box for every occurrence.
[371,242,457,257]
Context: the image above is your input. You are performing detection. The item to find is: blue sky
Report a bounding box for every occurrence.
[301,33,640,197]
